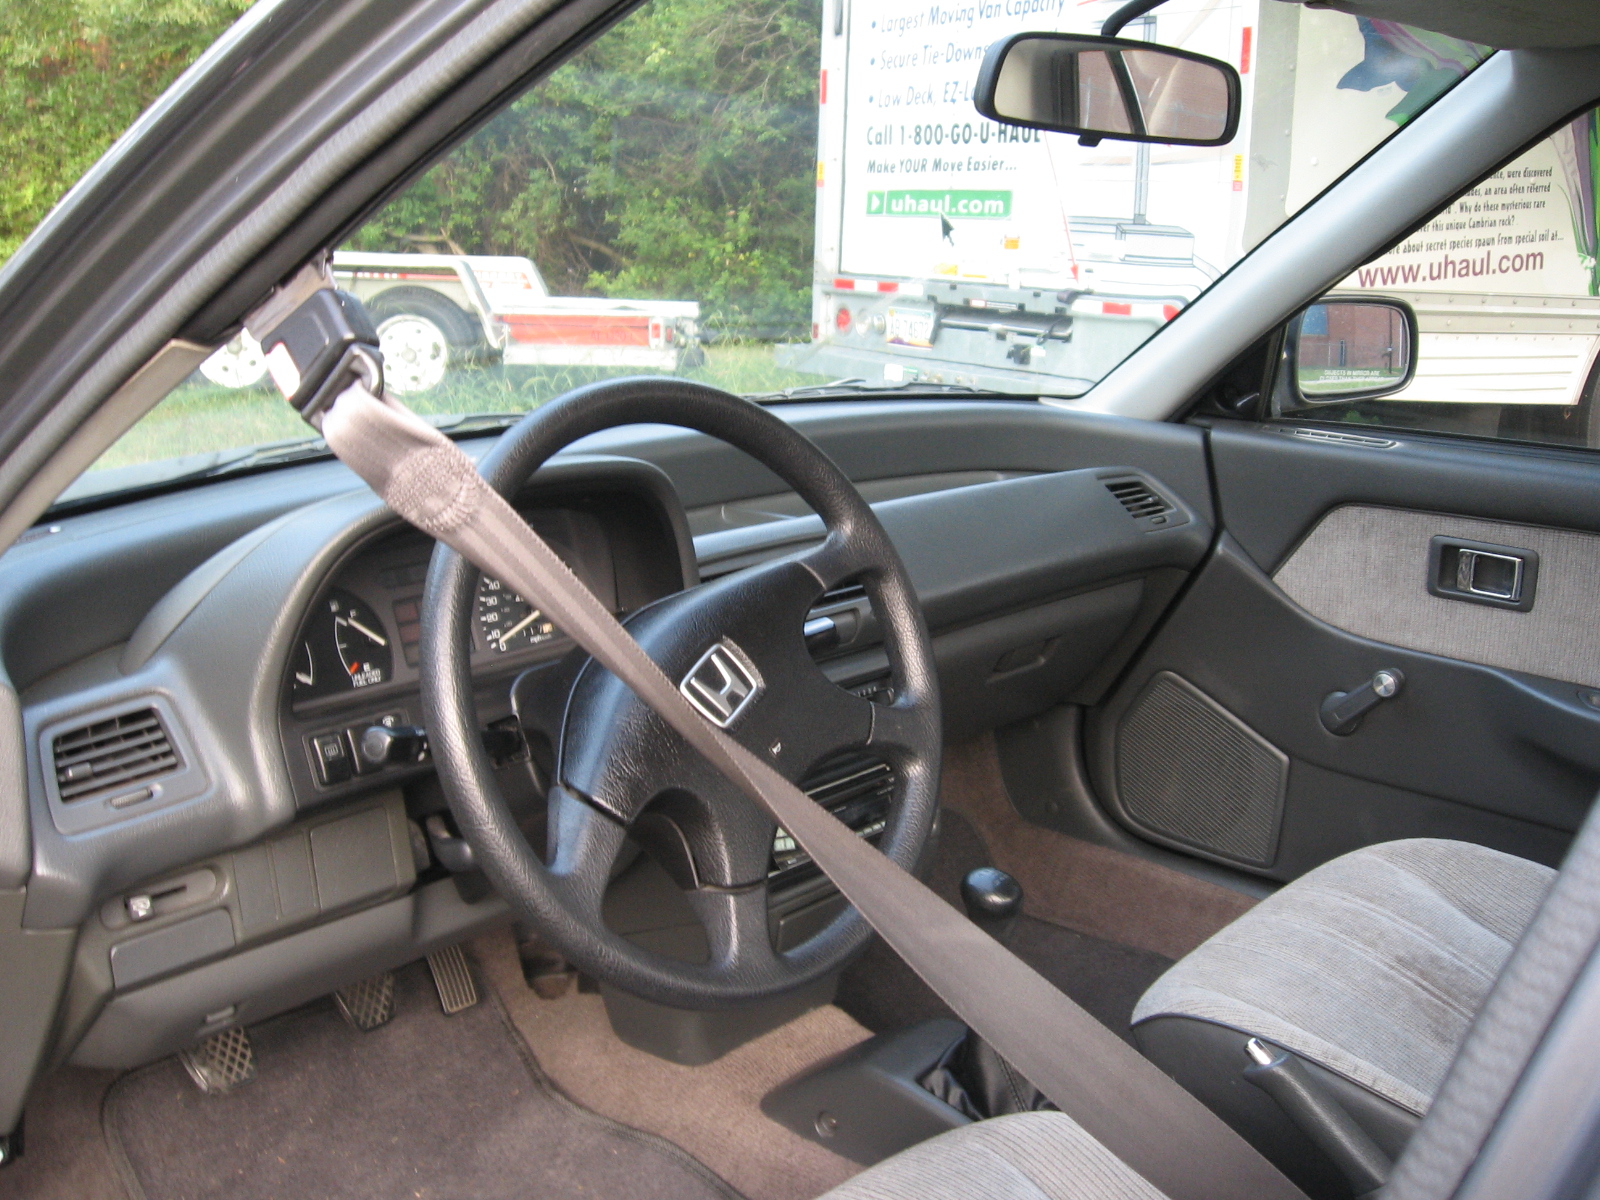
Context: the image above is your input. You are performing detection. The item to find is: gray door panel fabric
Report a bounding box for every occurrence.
[1273,506,1600,687]
[814,1111,1171,1200]
[1132,839,1555,1116]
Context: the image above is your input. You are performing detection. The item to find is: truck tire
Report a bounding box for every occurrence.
[366,286,485,394]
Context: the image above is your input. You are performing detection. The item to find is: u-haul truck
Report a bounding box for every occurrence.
[782,0,1600,411]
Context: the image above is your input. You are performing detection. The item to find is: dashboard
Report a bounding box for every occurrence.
[0,399,1216,1086]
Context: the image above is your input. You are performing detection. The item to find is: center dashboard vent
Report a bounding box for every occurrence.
[1104,477,1184,531]
[52,707,181,803]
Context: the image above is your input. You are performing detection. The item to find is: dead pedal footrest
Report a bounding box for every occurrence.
[334,971,396,1031]
[179,1026,257,1094]
[427,943,479,1014]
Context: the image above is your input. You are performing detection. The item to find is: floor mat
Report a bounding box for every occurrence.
[477,929,866,1200]
[0,1067,123,1200]
[103,961,739,1200]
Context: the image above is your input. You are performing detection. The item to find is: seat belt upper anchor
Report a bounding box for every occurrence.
[254,286,384,423]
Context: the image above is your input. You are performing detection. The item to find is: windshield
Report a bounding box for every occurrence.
[64,0,1489,507]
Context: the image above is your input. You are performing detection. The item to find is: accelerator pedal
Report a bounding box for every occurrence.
[427,943,479,1014]
[179,1027,256,1094]
[334,971,396,1031]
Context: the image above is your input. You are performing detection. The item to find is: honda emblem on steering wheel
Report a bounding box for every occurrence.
[680,639,764,727]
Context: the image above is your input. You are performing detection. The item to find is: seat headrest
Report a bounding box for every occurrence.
[1277,0,1600,49]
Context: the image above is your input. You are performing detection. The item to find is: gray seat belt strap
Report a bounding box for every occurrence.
[299,377,1303,1200]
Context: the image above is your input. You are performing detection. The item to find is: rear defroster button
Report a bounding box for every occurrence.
[309,732,353,785]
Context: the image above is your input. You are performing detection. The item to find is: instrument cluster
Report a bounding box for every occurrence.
[288,502,628,707]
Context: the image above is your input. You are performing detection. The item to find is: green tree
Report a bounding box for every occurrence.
[0,0,255,264]
[352,0,822,340]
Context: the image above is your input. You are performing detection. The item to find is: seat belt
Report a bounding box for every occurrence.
[256,280,1305,1200]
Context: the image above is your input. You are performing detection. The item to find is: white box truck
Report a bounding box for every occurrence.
[782,0,1600,412]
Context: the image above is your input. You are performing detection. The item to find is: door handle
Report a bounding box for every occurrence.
[1428,536,1538,611]
[1321,668,1404,736]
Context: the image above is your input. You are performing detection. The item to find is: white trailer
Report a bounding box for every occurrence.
[201,251,701,394]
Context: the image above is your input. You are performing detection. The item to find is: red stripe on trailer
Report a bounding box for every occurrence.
[834,278,855,290]
[1241,26,1252,73]
[820,69,828,104]
[501,313,655,346]
[877,281,898,293]
[1103,301,1132,316]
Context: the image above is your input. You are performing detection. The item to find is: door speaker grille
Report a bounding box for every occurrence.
[1116,672,1286,867]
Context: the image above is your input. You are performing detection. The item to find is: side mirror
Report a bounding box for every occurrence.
[1289,297,1418,402]
[974,32,1241,146]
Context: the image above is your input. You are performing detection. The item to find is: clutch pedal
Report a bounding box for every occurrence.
[179,1027,256,1094]
[427,943,479,1014]
[334,970,396,1031]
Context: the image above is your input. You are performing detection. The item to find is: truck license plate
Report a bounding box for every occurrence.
[886,307,936,348]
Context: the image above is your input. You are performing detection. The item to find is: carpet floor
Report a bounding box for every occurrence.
[476,928,869,1200]
[101,960,739,1200]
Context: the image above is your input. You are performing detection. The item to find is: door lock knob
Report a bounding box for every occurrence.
[1320,669,1404,736]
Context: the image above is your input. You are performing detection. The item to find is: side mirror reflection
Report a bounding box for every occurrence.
[1292,298,1417,401]
[974,32,1241,147]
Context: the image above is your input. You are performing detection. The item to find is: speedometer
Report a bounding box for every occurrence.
[476,575,556,653]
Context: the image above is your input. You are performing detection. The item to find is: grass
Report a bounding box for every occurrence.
[89,344,831,475]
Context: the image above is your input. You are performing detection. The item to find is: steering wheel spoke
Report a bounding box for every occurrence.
[687,884,781,978]
[545,786,631,921]
[798,530,875,593]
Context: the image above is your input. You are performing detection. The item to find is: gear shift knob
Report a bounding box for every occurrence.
[961,867,1023,944]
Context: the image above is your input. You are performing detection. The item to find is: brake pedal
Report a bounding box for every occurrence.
[179,1026,256,1094]
[334,971,396,1031]
[427,943,479,1014]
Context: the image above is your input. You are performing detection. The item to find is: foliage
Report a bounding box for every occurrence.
[350,0,822,340]
[0,0,254,263]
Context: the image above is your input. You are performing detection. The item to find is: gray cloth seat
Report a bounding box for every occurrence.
[1130,838,1555,1195]
[814,840,1554,1200]
[817,1111,1170,1200]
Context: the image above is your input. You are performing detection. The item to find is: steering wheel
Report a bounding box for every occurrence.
[420,378,942,1008]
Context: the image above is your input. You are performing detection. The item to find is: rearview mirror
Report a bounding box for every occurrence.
[1289,298,1418,402]
[974,32,1241,146]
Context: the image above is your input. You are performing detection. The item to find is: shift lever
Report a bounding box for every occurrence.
[961,867,1023,945]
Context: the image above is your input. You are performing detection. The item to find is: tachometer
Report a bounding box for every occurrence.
[476,575,556,652]
[329,591,392,688]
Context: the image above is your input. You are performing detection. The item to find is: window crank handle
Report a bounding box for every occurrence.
[1320,668,1405,736]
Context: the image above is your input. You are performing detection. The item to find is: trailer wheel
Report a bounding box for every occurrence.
[366,287,484,394]
[199,330,268,389]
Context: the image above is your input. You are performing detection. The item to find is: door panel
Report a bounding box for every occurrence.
[1274,505,1600,687]
[1091,422,1600,879]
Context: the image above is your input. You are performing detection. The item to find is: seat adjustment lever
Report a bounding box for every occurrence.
[1320,668,1403,736]
[1243,1038,1390,1195]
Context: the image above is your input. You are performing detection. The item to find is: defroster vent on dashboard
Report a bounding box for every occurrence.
[52,707,182,803]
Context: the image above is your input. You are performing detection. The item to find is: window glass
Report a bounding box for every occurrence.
[1277,110,1600,450]
[70,0,1485,507]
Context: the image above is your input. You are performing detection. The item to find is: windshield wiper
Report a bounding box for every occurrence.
[746,378,1076,403]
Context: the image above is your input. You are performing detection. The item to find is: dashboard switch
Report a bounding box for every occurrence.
[309,732,353,785]
[357,723,427,769]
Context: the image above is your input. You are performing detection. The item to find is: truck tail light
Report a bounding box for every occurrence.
[836,306,853,333]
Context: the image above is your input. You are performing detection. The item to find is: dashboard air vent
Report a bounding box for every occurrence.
[1106,479,1172,520]
[53,708,181,802]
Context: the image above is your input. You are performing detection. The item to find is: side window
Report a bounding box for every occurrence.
[1276,108,1600,450]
